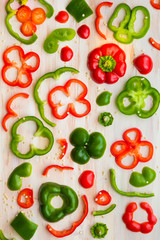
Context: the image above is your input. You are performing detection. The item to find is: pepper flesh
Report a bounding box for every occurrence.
[42,165,74,175]
[150,0,160,9]
[149,37,160,50]
[57,139,68,159]
[98,112,114,126]
[93,204,116,216]
[95,190,111,205]
[17,188,34,209]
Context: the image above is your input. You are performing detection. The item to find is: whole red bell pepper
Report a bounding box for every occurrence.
[2,46,40,88]
[88,43,126,84]
[48,79,91,119]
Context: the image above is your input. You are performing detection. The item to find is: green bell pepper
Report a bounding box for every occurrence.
[129,167,156,187]
[5,0,54,45]
[66,0,93,23]
[96,91,112,106]
[108,3,150,44]
[39,182,79,222]
[90,223,108,239]
[98,112,114,127]
[117,76,160,118]
[34,67,79,127]
[10,116,54,159]
[8,162,32,191]
[70,128,106,164]
[11,212,38,240]
[44,28,76,54]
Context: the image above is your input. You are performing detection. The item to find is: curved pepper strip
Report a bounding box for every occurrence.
[34,67,79,127]
[2,46,40,88]
[150,0,160,9]
[95,2,113,40]
[111,128,153,169]
[42,165,74,175]
[47,195,88,237]
[149,37,160,50]
[10,116,54,159]
[117,76,160,118]
[2,93,29,132]
[17,188,34,209]
[93,204,116,216]
[110,169,154,198]
[48,79,91,119]
[5,0,54,45]
[57,139,68,159]
[123,202,157,233]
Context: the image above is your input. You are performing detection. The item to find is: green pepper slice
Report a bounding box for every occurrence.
[98,112,114,127]
[10,116,54,159]
[90,223,108,239]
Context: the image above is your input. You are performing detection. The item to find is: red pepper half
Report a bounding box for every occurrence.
[88,43,126,84]
[110,128,153,169]
[95,190,111,206]
[95,2,113,40]
[17,188,34,209]
[2,46,40,88]
[47,195,88,237]
[149,37,160,50]
[43,165,74,176]
[2,93,29,132]
[57,139,68,159]
[150,0,160,9]
[48,79,91,119]
[123,202,157,233]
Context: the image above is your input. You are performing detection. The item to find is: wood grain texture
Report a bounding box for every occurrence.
[0,0,160,239]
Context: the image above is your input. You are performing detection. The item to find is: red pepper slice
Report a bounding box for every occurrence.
[111,128,153,169]
[95,2,113,40]
[2,93,29,132]
[17,188,34,209]
[150,0,160,9]
[2,46,40,88]
[57,139,68,159]
[149,37,160,50]
[43,165,74,176]
[95,190,112,206]
[48,79,91,119]
[47,195,88,238]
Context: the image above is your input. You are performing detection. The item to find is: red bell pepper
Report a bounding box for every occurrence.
[95,2,113,40]
[47,195,88,237]
[95,190,111,206]
[110,128,153,169]
[42,165,74,176]
[2,46,40,88]
[149,37,160,50]
[48,79,91,119]
[57,139,68,159]
[123,202,157,233]
[88,43,126,84]
[2,93,29,132]
[17,188,34,209]
[150,0,160,9]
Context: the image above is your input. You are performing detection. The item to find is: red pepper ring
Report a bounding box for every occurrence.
[2,93,29,132]
[57,139,68,159]
[115,149,139,170]
[123,128,142,147]
[135,141,154,162]
[17,188,34,209]
[42,165,74,176]
[122,202,157,234]
[95,190,112,206]
[110,140,129,157]
[150,0,160,9]
[48,79,91,119]
[149,37,160,50]
[47,195,88,238]
[2,46,40,88]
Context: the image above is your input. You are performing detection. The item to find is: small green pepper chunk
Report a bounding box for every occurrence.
[39,182,79,222]
[70,128,106,164]
[96,91,112,106]
[90,223,108,239]
[8,163,32,191]
[98,112,114,127]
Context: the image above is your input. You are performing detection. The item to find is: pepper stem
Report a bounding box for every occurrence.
[99,55,116,72]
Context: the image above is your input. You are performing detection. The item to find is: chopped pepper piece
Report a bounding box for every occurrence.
[95,190,111,206]
[96,91,112,106]
[93,204,116,216]
[17,188,34,209]
[42,165,74,175]
[150,0,160,9]
[57,139,68,159]
[91,223,108,239]
[149,37,160,50]
[98,112,114,126]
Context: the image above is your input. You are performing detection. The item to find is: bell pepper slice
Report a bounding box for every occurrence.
[95,190,111,205]
[48,79,91,119]
[10,116,54,159]
[57,139,68,159]
[42,165,74,175]
[149,37,160,50]
[34,67,79,127]
[93,204,116,216]
[17,188,34,209]
[2,93,29,132]
[95,2,113,40]
[98,112,114,126]
[47,195,88,237]
[150,0,160,9]
[2,46,40,88]
[5,0,54,45]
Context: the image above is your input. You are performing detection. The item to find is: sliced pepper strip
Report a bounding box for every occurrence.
[150,0,160,9]
[17,188,34,209]
[42,165,74,175]
[93,204,116,216]
[149,37,160,50]
[57,139,68,159]
[47,195,88,238]
[110,169,154,198]
[2,93,29,132]
[95,2,113,40]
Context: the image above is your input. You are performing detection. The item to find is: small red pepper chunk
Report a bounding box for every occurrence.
[133,54,153,75]
[78,170,95,188]
[123,202,157,234]
[55,11,69,23]
[57,139,68,159]
[47,195,88,238]
[110,128,153,169]
[95,190,111,206]
[42,165,74,176]
[150,0,160,9]
[149,37,160,50]
[17,188,34,209]
[2,46,40,88]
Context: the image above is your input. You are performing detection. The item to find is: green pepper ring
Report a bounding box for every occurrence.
[39,182,79,222]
